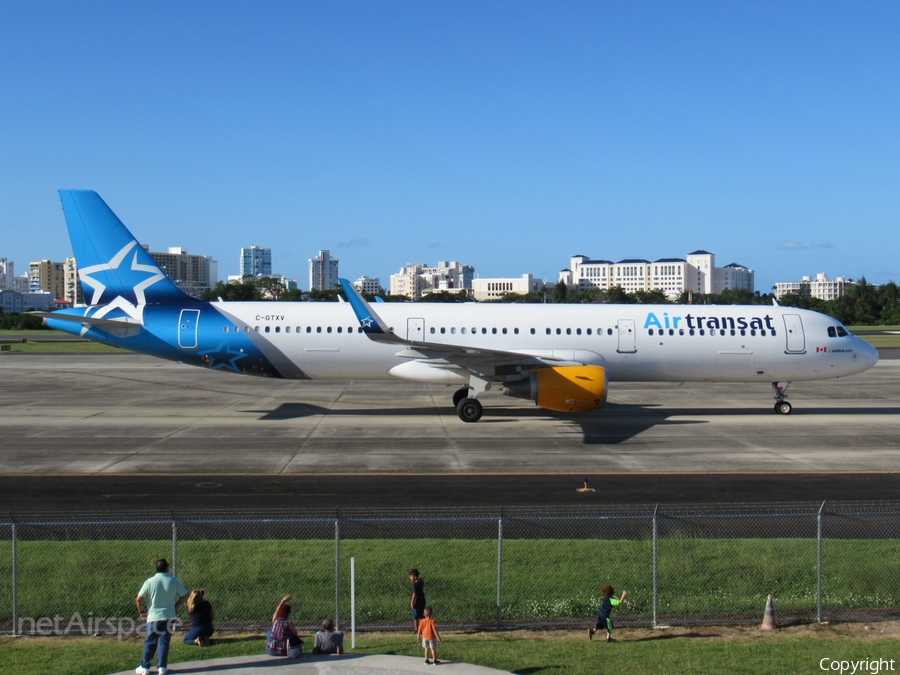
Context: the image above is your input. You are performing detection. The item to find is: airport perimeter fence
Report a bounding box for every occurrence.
[2,502,900,636]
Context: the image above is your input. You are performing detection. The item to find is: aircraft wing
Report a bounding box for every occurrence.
[338,279,582,375]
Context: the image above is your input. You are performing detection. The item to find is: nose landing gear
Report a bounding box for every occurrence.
[773,382,792,414]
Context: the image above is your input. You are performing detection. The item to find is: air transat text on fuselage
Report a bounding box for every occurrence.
[644,311,776,332]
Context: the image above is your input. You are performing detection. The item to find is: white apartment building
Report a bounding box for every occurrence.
[0,259,30,294]
[471,274,542,301]
[353,276,381,295]
[309,250,339,292]
[0,289,53,313]
[64,257,84,305]
[559,250,754,299]
[775,273,852,301]
[390,261,474,300]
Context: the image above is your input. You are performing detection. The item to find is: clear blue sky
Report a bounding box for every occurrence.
[2,1,898,292]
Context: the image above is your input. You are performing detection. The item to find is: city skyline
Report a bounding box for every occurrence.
[1,2,897,292]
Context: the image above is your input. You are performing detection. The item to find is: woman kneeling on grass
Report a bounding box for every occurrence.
[589,585,627,642]
[183,589,215,646]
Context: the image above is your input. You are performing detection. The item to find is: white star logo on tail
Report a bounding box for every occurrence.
[78,241,166,323]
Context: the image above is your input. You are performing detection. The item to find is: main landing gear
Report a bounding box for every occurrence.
[456,397,484,423]
[772,381,792,415]
[452,387,469,407]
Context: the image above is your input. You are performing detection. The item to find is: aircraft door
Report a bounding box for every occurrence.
[617,319,636,353]
[178,309,200,349]
[783,314,806,353]
[407,317,425,342]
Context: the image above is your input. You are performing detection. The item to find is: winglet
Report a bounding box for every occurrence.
[338,278,406,344]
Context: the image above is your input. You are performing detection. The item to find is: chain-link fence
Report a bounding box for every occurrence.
[3,502,900,635]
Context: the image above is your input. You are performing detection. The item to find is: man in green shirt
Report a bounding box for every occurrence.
[135,558,188,675]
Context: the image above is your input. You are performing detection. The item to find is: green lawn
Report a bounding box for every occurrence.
[1,627,898,675]
[2,538,898,631]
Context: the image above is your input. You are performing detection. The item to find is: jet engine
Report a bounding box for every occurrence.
[502,365,608,413]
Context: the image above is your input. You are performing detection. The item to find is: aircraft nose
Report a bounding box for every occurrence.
[859,338,880,367]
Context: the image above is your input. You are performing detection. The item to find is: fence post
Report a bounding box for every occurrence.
[11,518,18,636]
[350,556,356,649]
[496,510,504,629]
[335,513,341,630]
[652,504,658,628]
[171,512,178,578]
[817,500,825,623]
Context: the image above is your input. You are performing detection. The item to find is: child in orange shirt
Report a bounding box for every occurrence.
[416,606,442,665]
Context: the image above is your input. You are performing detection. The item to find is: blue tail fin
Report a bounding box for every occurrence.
[59,190,188,308]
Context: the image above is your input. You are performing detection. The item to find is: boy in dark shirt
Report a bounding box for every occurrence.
[589,585,627,642]
[409,568,426,635]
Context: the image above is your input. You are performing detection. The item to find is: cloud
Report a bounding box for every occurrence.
[776,241,808,249]
[810,240,834,248]
[335,238,372,248]
[428,242,441,249]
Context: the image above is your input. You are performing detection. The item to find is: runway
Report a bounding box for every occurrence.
[1,353,898,511]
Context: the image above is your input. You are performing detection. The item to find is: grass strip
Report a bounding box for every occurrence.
[2,538,899,630]
[2,626,899,675]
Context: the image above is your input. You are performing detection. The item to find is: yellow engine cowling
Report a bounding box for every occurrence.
[502,365,608,413]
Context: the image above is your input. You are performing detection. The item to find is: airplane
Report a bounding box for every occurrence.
[38,190,879,423]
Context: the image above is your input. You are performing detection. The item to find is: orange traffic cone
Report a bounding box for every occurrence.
[760,594,776,630]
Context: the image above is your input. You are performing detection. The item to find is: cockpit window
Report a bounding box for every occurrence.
[827,326,837,338]
[836,326,849,337]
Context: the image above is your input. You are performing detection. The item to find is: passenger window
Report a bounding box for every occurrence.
[699,329,705,336]
[546,328,551,335]
[316,327,322,333]
[740,329,745,336]
[337,326,342,333]
[761,329,767,336]
[720,329,725,336]
[607,328,613,336]
[327,326,332,333]
[440,327,446,334]
[530,328,535,335]
[461,327,467,334]
[576,328,582,335]
[556,328,561,335]
[827,327,837,338]
[750,329,756,336]
[771,329,776,336]
[285,326,291,334]
[669,329,674,336]
[649,329,654,336]
[430,327,435,334]
[254,326,260,332]
[492,328,497,334]
[586,328,592,335]
[566,328,571,335]
[482,328,487,334]
[223,326,229,333]
[349,327,353,333]
[451,327,456,334]
[275,326,281,333]
[502,328,507,334]
[729,329,735,336]
[679,329,684,336]
[514,328,519,334]
[689,329,695,336]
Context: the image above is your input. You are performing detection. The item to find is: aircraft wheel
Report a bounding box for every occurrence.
[774,401,792,415]
[456,397,483,423]
[452,388,469,407]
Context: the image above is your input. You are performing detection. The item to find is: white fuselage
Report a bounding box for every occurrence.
[210,302,878,384]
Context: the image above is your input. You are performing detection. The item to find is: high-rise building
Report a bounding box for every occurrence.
[309,250,339,292]
[0,259,30,294]
[64,257,84,305]
[240,246,272,278]
[29,260,66,301]
[146,246,218,299]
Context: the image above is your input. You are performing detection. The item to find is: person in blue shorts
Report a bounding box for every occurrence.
[589,585,627,642]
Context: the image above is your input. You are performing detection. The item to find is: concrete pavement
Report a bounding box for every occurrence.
[110,654,511,674]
